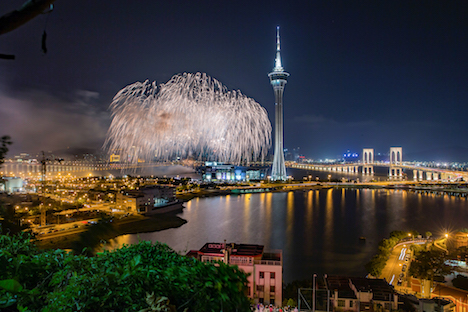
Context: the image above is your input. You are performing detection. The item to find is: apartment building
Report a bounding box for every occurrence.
[326,276,398,312]
[187,242,282,305]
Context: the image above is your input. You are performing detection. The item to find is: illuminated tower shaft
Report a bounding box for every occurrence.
[268,26,289,181]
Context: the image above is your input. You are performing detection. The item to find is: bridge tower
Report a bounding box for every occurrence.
[362,148,374,175]
[268,26,289,181]
[389,147,403,179]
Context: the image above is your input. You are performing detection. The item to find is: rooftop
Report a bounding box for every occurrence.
[199,242,264,257]
[432,284,468,302]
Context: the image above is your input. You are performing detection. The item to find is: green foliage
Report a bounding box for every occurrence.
[0,233,250,311]
[389,231,408,240]
[285,298,297,307]
[365,253,388,277]
[283,279,312,302]
[425,231,432,238]
[366,230,419,277]
[408,249,453,282]
[410,243,425,253]
[378,237,399,255]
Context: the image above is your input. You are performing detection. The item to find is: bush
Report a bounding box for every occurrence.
[0,233,250,311]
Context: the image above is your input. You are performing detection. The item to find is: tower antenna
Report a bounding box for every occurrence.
[268,26,289,181]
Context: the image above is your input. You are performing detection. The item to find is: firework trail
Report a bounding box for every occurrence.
[104,72,271,164]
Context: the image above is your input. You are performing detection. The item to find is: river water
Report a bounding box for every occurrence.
[112,187,468,283]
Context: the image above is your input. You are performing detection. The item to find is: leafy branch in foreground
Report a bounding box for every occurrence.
[0,233,250,311]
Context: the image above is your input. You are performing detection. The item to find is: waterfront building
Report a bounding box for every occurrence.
[326,276,398,312]
[186,242,282,305]
[198,162,268,182]
[116,185,176,213]
[0,177,24,193]
[268,26,289,181]
[447,231,468,250]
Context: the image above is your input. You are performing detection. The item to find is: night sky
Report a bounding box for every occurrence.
[1,1,467,161]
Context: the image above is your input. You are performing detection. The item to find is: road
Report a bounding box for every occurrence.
[381,243,412,289]
[34,213,142,241]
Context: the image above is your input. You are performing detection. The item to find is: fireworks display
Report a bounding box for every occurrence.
[104,72,271,164]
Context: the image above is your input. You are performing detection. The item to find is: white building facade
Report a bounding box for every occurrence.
[187,242,283,305]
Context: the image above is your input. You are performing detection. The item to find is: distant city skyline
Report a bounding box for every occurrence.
[0,1,467,161]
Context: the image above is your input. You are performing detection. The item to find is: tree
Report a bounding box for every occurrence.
[0,135,11,166]
[389,231,408,240]
[0,136,20,234]
[425,231,432,239]
[408,249,453,284]
[365,254,387,277]
[0,0,56,36]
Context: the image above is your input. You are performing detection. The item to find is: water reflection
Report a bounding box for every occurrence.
[112,188,468,282]
[324,188,334,244]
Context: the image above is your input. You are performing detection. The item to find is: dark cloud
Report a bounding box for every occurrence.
[0,85,109,155]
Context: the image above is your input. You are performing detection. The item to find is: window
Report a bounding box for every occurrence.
[259,272,265,279]
[350,301,354,308]
[270,272,275,279]
[338,300,345,307]
[256,285,264,292]
[270,286,275,292]
[270,299,275,305]
[259,298,264,304]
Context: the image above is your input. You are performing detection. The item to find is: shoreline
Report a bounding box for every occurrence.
[35,212,187,250]
[36,181,468,250]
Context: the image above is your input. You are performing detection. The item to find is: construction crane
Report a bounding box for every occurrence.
[39,151,62,226]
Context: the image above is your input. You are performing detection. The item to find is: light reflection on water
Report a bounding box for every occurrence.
[111,188,468,282]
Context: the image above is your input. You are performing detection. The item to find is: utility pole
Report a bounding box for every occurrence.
[313,274,317,312]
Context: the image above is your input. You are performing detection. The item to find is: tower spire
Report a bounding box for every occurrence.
[276,26,281,51]
[268,26,289,181]
[274,26,283,71]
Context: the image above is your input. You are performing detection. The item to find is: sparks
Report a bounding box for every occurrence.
[104,72,271,164]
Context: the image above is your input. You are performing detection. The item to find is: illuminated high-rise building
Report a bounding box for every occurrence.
[268,26,289,181]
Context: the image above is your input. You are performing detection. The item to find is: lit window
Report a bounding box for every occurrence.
[338,300,345,307]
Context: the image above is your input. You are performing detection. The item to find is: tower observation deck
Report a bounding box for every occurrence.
[268,26,289,181]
